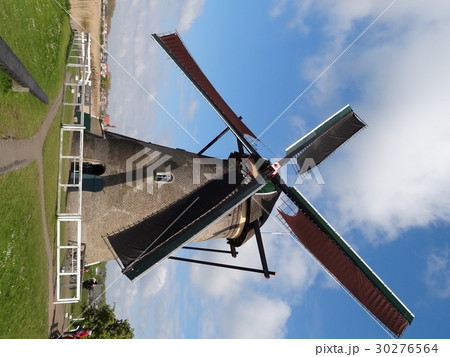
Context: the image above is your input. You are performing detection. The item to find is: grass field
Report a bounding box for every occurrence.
[0,0,72,338]
[0,164,49,338]
[0,0,72,139]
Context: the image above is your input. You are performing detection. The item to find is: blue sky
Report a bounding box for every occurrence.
[102,0,450,339]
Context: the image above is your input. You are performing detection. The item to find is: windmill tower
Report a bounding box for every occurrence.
[69,31,414,338]
[72,130,279,275]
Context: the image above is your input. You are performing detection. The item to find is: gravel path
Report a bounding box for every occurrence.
[0,0,104,337]
[0,78,69,338]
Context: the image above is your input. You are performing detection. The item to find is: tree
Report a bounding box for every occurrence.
[81,303,134,339]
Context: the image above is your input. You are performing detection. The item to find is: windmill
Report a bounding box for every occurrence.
[104,31,414,338]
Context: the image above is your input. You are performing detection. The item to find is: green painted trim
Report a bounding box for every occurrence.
[286,186,414,324]
[125,179,263,281]
[258,180,276,194]
[285,105,353,157]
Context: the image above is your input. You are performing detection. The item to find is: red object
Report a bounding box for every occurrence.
[154,32,257,141]
[279,208,410,337]
[74,329,91,338]
[268,162,281,179]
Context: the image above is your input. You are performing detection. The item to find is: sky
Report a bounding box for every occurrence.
[101,0,450,339]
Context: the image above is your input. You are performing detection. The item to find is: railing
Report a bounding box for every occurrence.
[54,31,91,304]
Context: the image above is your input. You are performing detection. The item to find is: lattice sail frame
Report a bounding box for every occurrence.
[276,188,414,337]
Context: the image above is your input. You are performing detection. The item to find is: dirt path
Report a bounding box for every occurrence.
[0,85,63,174]
[69,0,102,118]
[0,0,103,338]
[0,76,69,338]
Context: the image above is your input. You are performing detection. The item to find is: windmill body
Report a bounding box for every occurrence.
[69,131,278,273]
[68,31,414,338]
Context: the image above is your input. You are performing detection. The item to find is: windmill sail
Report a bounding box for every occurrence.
[152,31,258,156]
[281,105,366,174]
[276,184,414,337]
[109,172,264,281]
[152,30,414,337]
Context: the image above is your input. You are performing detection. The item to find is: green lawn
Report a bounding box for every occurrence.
[0,0,109,339]
[0,163,49,338]
[0,0,72,338]
[0,0,72,139]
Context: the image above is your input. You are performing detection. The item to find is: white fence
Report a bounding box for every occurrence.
[54,31,91,304]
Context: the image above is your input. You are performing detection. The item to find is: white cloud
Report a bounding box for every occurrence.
[139,265,168,299]
[188,240,262,299]
[107,0,206,143]
[286,114,308,138]
[188,214,320,299]
[270,235,320,296]
[269,0,288,19]
[105,261,184,338]
[185,213,321,338]
[275,0,450,241]
[178,0,205,33]
[330,8,450,240]
[187,100,199,120]
[210,293,291,339]
[104,0,450,339]
[424,245,450,299]
[270,0,315,33]
[104,262,137,317]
